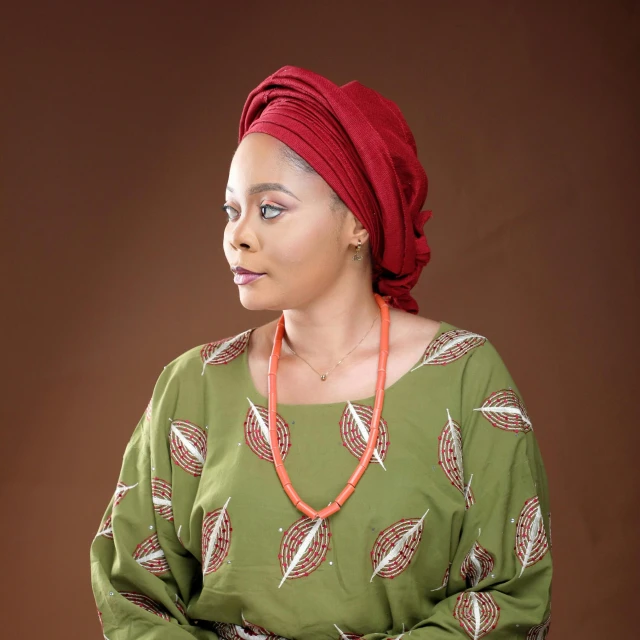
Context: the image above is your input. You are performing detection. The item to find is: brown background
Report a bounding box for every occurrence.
[2,1,639,638]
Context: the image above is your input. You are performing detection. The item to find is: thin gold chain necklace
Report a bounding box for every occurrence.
[282,311,378,381]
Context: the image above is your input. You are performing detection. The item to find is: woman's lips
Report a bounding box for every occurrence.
[233,272,265,285]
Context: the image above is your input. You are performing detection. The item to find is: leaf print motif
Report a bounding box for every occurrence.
[214,618,287,640]
[120,591,170,620]
[278,516,331,587]
[453,591,500,639]
[242,613,289,639]
[213,624,261,640]
[151,477,173,521]
[370,510,429,581]
[526,610,551,639]
[516,496,549,576]
[113,481,138,507]
[334,624,363,639]
[202,497,232,576]
[339,402,389,468]
[438,410,475,509]
[473,388,532,433]
[411,329,486,371]
[200,329,252,372]
[169,419,207,477]
[95,514,114,539]
[430,562,451,591]
[133,533,170,575]
[97,608,106,638]
[174,594,188,621]
[460,541,494,587]
[244,399,291,463]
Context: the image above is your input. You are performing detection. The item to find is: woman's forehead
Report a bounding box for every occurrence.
[228,135,326,196]
[231,133,286,172]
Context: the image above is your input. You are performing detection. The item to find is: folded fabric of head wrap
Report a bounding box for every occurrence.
[238,65,432,314]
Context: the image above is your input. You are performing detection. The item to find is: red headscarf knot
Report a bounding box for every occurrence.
[238,65,433,314]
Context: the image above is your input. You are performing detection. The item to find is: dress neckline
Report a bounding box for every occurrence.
[241,319,452,410]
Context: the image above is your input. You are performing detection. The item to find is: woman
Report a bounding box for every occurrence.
[91,65,552,639]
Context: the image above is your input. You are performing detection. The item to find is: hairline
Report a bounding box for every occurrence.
[278,145,347,214]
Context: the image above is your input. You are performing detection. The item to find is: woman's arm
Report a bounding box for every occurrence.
[365,339,553,639]
[90,366,219,640]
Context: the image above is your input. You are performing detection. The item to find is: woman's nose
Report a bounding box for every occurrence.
[226,212,258,252]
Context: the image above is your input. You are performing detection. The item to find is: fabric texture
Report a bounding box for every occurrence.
[91,322,553,639]
[239,65,433,315]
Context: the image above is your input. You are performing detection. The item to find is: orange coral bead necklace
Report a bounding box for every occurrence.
[268,293,390,520]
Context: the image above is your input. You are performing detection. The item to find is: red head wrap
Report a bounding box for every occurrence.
[238,65,432,314]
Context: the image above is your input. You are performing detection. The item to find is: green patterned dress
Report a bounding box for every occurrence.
[90,321,553,639]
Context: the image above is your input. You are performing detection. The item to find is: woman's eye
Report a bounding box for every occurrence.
[221,203,283,221]
[221,205,239,221]
[260,204,283,220]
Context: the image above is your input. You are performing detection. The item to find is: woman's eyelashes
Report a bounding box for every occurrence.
[221,203,284,222]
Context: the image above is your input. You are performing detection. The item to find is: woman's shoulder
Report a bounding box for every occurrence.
[431,319,517,392]
[157,327,256,388]
[401,311,506,372]
[391,308,441,337]
[137,328,256,442]
[390,309,486,355]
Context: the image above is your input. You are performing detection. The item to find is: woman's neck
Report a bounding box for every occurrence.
[280,288,382,368]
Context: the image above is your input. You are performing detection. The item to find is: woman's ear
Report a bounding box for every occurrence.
[347,211,370,245]
[357,228,370,245]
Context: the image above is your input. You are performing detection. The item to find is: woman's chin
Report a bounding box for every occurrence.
[237,288,279,312]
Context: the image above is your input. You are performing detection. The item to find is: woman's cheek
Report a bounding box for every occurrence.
[277,244,307,265]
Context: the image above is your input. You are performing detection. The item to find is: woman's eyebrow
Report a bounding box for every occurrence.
[226,183,300,201]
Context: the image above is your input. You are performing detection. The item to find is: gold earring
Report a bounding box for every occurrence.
[353,239,363,261]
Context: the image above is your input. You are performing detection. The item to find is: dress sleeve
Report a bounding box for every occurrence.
[366,339,553,639]
[90,364,219,640]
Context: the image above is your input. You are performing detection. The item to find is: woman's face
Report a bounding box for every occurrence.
[222,132,361,311]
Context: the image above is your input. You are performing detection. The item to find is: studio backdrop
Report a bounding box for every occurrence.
[2,1,638,638]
